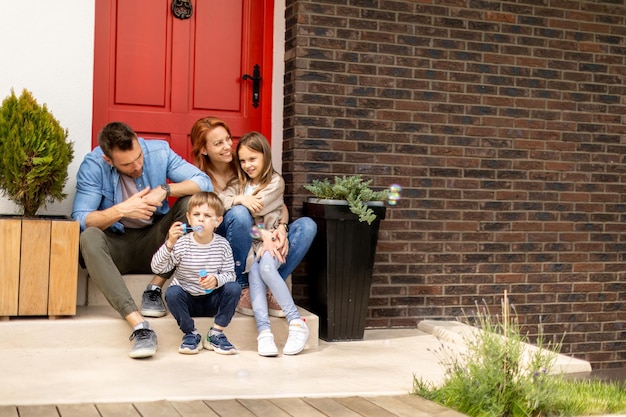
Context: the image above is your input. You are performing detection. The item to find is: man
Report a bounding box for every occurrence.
[72,122,213,358]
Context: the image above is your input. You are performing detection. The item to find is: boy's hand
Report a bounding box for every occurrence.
[165,221,183,250]
[199,274,217,291]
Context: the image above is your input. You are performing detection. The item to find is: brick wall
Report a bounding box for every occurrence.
[283,0,626,369]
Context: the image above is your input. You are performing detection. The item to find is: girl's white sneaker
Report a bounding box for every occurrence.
[257,331,278,357]
[283,319,309,355]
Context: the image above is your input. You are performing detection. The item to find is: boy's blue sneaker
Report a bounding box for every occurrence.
[179,332,202,355]
[203,330,237,355]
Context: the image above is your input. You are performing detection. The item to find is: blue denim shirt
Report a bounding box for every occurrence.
[71,138,213,233]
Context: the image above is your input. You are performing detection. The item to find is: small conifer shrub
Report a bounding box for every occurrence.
[0,89,74,217]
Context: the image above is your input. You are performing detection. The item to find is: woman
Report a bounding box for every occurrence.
[190,116,317,317]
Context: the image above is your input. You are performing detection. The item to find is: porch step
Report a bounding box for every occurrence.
[0,305,318,352]
[0,273,318,352]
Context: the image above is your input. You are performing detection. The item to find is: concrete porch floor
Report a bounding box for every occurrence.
[0,306,591,407]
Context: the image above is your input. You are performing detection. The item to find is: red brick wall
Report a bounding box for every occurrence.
[283,0,626,369]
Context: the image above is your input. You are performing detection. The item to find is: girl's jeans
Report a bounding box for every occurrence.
[249,252,300,333]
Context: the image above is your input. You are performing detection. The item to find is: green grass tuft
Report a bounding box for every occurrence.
[413,296,626,417]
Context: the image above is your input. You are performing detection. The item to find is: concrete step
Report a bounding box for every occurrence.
[3,273,318,353]
[1,304,318,352]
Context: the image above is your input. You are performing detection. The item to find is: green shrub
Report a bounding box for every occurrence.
[304,174,388,224]
[0,89,74,217]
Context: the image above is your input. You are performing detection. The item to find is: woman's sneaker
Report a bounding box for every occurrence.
[257,331,278,357]
[283,319,309,355]
[235,287,253,316]
[179,332,202,354]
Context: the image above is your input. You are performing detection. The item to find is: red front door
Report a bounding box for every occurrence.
[93,0,274,159]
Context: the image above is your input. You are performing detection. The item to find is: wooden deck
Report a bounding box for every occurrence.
[0,395,467,417]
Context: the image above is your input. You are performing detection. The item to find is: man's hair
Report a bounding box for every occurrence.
[98,122,137,158]
[187,191,224,216]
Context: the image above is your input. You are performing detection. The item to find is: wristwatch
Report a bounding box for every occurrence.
[160,183,170,198]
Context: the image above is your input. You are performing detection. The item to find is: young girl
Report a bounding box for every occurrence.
[220,132,310,356]
[151,192,241,355]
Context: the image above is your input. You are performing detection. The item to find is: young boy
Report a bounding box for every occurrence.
[151,191,241,354]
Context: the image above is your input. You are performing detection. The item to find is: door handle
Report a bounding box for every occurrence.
[242,64,261,108]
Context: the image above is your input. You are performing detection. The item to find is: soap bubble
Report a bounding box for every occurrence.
[387,184,402,206]
[263,264,271,272]
[250,223,265,239]
[250,226,261,239]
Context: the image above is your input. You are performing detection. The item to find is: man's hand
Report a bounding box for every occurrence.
[116,187,160,220]
[143,186,168,205]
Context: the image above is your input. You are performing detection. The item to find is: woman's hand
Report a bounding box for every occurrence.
[272,225,289,258]
[257,229,286,263]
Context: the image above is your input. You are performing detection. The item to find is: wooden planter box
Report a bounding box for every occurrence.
[0,217,79,319]
[303,199,386,341]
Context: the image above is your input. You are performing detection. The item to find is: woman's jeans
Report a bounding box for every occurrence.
[216,205,317,287]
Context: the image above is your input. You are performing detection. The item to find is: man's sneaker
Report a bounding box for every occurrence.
[267,291,286,318]
[179,333,202,355]
[283,319,309,355]
[235,287,253,316]
[203,330,237,355]
[129,328,157,359]
[257,331,278,357]
[141,287,166,317]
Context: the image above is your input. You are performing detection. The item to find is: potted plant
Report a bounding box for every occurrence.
[303,175,389,341]
[0,88,78,318]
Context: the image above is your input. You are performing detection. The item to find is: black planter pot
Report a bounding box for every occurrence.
[303,198,386,341]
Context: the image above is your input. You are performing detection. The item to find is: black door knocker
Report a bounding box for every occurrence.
[172,0,193,20]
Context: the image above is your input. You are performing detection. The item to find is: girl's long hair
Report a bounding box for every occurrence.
[190,116,238,184]
[235,131,274,195]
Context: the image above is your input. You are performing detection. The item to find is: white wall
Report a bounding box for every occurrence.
[0,0,285,215]
[0,0,95,216]
[272,0,286,174]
